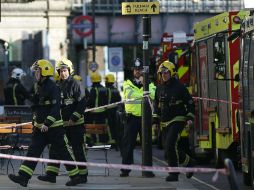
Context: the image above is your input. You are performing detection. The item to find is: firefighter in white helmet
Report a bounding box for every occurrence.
[4,68,30,105]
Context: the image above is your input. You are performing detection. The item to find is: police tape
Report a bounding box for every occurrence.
[0,95,237,130]
[0,153,226,181]
[192,96,238,105]
[0,96,150,129]
[85,95,150,113]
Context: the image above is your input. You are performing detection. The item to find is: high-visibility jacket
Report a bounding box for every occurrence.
[123,79,156,117]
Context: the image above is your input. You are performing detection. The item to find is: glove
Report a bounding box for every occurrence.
[186,120,193,127]
[68,119,75,126]
[41,124,49,133]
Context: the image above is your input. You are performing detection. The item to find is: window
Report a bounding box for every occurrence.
[213,35,226,79]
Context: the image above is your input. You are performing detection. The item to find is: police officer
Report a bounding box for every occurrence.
[86,72,108,144]
[153,60,195,182]
[120,58,156,177]
[8,59,82,187]
[105,74,121,148]
[37,58,88,184]
[4,68,30,105]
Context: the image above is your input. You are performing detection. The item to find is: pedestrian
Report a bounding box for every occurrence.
[153,60,195,182]
[105,73,122,149]
[86,72,108,144]
[8,59,82,187]
[4,67,30,105]
[37,58,88,184]
[120,58,156,177]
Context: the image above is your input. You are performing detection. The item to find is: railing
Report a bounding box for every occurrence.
[71,0,243,14]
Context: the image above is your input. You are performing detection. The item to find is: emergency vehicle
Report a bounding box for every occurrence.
[191,11,248,166]
[155,32,193,87]
[238,13,254,186]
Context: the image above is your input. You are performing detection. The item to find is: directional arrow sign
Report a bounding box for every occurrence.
[122,2,160,15]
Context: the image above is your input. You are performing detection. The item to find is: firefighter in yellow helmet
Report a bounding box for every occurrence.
[38,58,88,185]
[8,59,82,187]
[153,60,195,182]
[104,74,121,149]
[86,72,108,144]
[120,58,156,177]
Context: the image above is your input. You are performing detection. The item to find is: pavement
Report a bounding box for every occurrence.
[0,147,199,190]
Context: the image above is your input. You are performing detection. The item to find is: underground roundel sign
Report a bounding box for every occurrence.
[72,15,93,37]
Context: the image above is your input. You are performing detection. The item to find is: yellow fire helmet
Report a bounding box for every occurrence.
[53,72,60,81]
[31,59,54,77]
[73,74,82,81]
[56,57,74,75]
[90,72,102,83]
[105,74,115,83]
[158,60,176,76]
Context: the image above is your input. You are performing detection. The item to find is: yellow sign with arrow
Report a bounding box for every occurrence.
[122,2,160,15]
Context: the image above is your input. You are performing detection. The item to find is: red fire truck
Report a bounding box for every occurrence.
[191,11,249,166]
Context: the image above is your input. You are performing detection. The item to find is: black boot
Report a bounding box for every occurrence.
[65,175,83,186]
[186,159,196,179]
[79,175,88,184]
[37,174,56,183]
[8,174,29,187]
[165,174,179,182]
[120,172,129,177]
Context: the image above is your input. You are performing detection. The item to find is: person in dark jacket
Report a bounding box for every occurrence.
[153,60,195,182]
[37,58,88,184]
[8,59,82,187]
[105,74,121,148]
[4,68,30,105]
[86,72,108,144]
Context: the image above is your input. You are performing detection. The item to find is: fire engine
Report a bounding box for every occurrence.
[238,12,254,186]
[191,11,249,166]
[155,32,193,87]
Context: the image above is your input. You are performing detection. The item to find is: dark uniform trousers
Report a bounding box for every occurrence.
[121,114,142,174]
[162,121,189,174]
[46,124,87,176]
[107,107,118,143]
[19,127,78,179]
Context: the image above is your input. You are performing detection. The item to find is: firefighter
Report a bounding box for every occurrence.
[86,72,108,144]
[153,60,195,182]
[4,67,31,105]
[37,58,88,184]
[8,59,82,187]
[105,73,122,149]
[120,58,156,177]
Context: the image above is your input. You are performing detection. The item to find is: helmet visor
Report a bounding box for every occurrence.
[158,66,169,74]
